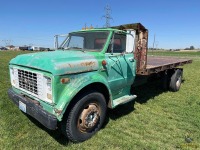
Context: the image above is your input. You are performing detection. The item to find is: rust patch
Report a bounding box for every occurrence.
[54,109,62,115]
[65,68,95,74]
[68,64,72,68]
[80,61,95,67]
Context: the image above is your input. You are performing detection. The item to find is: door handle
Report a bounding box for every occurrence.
[129,58,134,62]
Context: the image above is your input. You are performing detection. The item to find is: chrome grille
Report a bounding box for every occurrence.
[18,69,38,95]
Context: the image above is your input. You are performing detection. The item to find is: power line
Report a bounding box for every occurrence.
[151,34,156,55]
[102,4,113,27]
[1,40,13,46]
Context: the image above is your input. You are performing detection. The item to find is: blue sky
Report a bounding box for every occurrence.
[0,0,199,49]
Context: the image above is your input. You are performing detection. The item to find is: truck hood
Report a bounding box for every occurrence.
[10,50,99,75]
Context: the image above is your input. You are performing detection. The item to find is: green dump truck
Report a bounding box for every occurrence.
[8,23,192,142]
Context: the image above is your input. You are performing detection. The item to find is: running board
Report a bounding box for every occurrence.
[113,95,137,107]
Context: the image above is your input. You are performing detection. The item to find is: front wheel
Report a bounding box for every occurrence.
[61,91,107,142]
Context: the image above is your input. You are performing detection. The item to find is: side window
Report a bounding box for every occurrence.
[113,34,126,53]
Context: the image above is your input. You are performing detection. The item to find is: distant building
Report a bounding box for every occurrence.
[14,46,20,50]
[6,45,15,50]
[28,46,50,51]
[19,46,29,50]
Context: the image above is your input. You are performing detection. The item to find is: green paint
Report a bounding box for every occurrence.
[9,28,136,121]
[10,50,99,75]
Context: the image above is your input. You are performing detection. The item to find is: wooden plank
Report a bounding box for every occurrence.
[137,56,192,75]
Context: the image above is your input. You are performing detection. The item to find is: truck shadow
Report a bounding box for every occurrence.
[104,78,185,127]
[26,115,70,146]
[107,79,167,121]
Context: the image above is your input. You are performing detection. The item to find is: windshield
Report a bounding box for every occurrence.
[59,31,109,51]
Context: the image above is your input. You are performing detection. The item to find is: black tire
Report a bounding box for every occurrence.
[161,71,169,90]
[169,69,183,92]
[61,91,107,142]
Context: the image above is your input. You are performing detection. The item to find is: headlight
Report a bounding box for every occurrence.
[10,67,18,87]
[43,76,53,103]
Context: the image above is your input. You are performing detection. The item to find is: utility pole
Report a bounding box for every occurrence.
[152,34,156,50]
[152,34,156,55]
[102,5,113,27]
[155,41,159,50]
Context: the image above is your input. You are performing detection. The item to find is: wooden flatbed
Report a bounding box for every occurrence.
[137,56,192,75]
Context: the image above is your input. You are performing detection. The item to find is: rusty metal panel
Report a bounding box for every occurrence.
[134,30,148,73]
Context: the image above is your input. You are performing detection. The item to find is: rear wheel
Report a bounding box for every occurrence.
[61,91,107,142]
[169,69,183,92]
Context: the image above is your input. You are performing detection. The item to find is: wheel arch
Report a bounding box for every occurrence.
[61,82,112,121]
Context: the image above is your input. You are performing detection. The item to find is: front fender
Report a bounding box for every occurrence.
[54,71,112,120]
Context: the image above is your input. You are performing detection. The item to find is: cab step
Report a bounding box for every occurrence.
[113,95,137,107]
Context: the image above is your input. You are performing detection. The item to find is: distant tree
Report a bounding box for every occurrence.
[190,46,195,50]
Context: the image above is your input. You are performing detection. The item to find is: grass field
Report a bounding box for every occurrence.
[148,50,200,58]
[0,51,200,149]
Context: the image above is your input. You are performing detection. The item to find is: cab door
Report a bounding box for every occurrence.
[105,31,136,95]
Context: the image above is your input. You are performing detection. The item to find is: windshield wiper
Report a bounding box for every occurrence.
[64,47,85,52]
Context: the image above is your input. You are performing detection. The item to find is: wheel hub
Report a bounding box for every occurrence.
[78,104,100,132]
[176,76,181,88]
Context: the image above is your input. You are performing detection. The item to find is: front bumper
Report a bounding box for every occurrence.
[8,88,57,130]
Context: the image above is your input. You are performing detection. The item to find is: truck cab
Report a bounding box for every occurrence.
[8,26,141,142]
